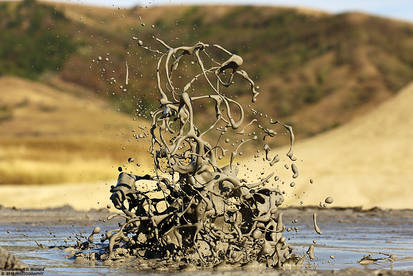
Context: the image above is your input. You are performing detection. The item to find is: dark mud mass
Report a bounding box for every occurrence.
[73,38,310,271]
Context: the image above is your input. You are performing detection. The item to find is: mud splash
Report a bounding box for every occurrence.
[0,246,27,270]
[72,39,306,270]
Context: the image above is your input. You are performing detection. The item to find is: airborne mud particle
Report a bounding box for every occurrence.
[313,213,322,235]
[325,196,334,204]
[306,245,315,260]
[87,227,101,243]
[283,124,296,161]
[269,154,280,166]
[291,163,299,179]
[358,253,396,265]
[125,61,129,85]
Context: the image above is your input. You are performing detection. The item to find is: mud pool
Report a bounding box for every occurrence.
[1,207,412,275]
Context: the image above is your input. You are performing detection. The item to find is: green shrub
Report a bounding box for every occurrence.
[0,0,77,79]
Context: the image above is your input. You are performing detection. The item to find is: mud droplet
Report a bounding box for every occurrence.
[291,163,299,178]
[307,245,315,260]
[313,213,322,235]
[325,196,334,204]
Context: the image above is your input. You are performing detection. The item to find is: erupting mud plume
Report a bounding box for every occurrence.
[74,39,304,270]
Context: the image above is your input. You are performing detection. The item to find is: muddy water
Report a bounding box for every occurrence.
[288,222,413,270]
[0,223,132,275]
[1,208,412,275]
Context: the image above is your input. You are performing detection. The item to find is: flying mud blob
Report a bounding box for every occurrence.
[73,39,304,270]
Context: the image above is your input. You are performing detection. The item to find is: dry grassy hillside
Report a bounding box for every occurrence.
[3,82,412,209]
[49,3,413,140]
[0,1,405,141]
[0,77,151,184]
[243,83,413,209]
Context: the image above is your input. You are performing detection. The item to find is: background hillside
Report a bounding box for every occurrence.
[1,0,413,190]
[0,76,151,185]
[1,0,413,139]
[53,3,413,138]
[244,82,413,209]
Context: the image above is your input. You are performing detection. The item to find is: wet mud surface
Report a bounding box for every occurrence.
[1,206,413,275]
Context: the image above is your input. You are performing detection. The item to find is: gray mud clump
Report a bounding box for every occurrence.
[73,39,304,270]
[0,246,27,270]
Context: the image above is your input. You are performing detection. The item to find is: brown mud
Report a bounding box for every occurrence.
[68,38,308,270]
[46,36,413,273]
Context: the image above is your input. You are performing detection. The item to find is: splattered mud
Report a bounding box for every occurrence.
[1,206,413,275]
[2,37,411,275]
[7,38,408,274]
[83,38,308,270]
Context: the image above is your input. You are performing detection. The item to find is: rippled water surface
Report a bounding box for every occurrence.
[1,215,413,275]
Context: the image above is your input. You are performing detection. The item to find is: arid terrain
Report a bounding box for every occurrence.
[243,82,413,209]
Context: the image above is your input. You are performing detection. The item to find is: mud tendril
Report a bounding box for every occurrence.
[74,39,303,270]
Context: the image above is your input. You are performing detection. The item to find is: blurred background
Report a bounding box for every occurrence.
[0,0,412,209]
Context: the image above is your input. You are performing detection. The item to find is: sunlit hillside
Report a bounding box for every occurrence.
[244,82,413,209]
[0,76,151,184]
[1,0,413,140]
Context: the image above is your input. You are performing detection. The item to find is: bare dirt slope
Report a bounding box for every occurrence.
[245,82,413,209]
